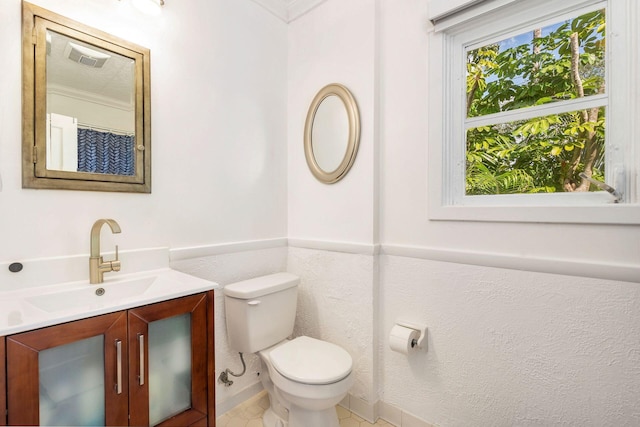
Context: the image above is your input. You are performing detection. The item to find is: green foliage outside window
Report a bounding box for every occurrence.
[465,9,606,195]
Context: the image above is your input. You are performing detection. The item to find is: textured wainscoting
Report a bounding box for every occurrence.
[169,238,640,426]
[380,254,640,426]
[287,246,378,405]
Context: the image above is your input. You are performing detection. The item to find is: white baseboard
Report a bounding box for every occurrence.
[220,388,433,427]
[338,393,378,423]
[338,396,434,427]
[378,400,435,427]
[215,382,264,417]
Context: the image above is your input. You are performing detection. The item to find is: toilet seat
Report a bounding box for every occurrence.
[269,336,352,385]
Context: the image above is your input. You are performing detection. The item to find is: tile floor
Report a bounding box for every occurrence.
[216,391,396,427]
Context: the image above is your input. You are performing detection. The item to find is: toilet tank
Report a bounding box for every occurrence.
[223,272,299,354]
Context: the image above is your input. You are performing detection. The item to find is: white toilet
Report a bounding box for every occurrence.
[223,272,353,427]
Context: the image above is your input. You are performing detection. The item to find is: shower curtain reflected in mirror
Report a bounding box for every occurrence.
[77,128,135,176]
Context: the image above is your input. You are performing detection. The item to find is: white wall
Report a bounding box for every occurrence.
[0,0,288,262]
[381,255,640,426]
[287,0,377,245]
[285,0,640,425]
[379,0,640,274]
[286,0,380,413]
[379,1,640,425]
[1,2,288,417]
[2,0,639,424]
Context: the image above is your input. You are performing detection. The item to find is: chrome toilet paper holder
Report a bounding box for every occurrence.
[396,320,428,349]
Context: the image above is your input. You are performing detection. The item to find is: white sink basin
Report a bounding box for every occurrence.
[0,299,46,330]
[0,268,219,335]
[26,276,156,313]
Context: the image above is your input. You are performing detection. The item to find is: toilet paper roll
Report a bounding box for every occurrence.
[389,324,420,355]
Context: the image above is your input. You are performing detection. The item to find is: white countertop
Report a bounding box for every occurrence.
[0,268,220,336]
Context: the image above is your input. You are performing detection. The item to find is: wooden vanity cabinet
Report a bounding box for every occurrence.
[5,291,215,426]
[128,293,209,427]
[1,337,6,426]
[7,312,130,426]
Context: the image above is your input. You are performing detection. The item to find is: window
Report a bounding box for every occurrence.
[427,0,640,223]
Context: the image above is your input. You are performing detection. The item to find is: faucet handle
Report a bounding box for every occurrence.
[111,245,122,272]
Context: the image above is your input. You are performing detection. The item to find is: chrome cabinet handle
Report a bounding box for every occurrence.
[138,333,145,386]
[115,340,122,395]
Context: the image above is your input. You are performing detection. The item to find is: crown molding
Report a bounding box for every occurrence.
[250,0,328,23]
[287,0,327,21]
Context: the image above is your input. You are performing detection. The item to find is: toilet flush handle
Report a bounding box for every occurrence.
[248,300,261,306]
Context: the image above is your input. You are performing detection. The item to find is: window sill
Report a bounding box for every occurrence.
[428,202,640,224]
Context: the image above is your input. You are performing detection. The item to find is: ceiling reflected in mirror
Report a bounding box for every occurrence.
[47,30,136,110]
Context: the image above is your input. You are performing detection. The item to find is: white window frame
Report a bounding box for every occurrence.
[427,0,640,224]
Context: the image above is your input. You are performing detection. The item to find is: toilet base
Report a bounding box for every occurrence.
[288,404,339,427]
[263,407,287,427]
[260,391,341,427]
[258,339,352,427]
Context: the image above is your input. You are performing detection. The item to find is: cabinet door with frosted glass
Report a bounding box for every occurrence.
[1,337,6,426]
[6,312,129,426]
[128,293,209,427]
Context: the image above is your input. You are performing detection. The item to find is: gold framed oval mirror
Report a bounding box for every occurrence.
[22,2,151,193]
[304,83,360,184]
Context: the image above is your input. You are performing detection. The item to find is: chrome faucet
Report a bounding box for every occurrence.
[89,219,122,284]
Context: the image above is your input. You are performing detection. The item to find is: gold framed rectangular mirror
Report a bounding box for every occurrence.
[22,2,151,193]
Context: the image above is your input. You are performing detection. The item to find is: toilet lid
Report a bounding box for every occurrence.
[269,336,352,385]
